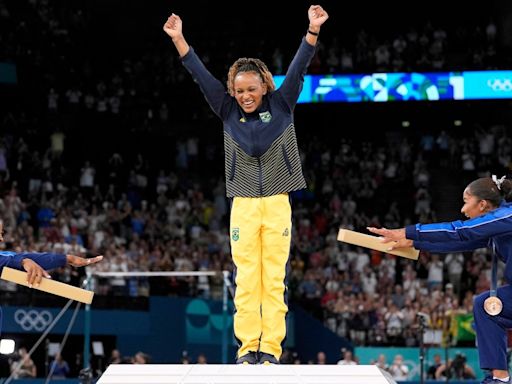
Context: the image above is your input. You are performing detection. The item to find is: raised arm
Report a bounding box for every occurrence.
[163,12,230,118]
[363,230,488,252]
[413,239,488,253]
[305,5,329,46]
[163,13,189,58]
[278,5,329,108]
[405,210,512,243]
[0,251,103,287]
[368,207,512,245]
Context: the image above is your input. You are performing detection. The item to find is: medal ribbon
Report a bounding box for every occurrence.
[490,240,498,297]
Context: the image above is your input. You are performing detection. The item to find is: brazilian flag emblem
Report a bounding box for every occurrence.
[232,227,240,241]
[259,111,272,123]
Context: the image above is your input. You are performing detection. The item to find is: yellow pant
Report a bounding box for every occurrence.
[230,193,291,359]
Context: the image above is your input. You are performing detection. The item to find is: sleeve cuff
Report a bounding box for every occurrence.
[9,254,25,270]
[54,253,67,268]
[405,225,418,241]
[302,36,317,49]
[9,253,67,271]
[180,46,195,63]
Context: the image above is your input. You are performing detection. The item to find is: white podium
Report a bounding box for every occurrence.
[97,364,395,384]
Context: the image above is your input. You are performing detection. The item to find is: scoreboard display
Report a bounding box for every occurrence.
[274,71,512,103]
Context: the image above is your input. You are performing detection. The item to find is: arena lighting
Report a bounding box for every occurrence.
[454,120,462,126]
[0,339,15,354]
[401,120,410,127]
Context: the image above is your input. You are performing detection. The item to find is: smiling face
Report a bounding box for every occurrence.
[233,71,267,114]
[461,187,493,219]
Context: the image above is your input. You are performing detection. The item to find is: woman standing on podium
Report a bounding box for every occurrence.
[163,5,329,364]
[369,176,512,384]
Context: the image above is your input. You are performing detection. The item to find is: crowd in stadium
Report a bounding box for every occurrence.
[1,0,512,380]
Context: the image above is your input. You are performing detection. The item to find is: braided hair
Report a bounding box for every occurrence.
[467,176,512,207]
[227,58,275,96]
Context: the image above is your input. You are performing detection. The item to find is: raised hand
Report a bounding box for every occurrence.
[66,254,104,267]
[163,13,183,40]
[308,5,329,28]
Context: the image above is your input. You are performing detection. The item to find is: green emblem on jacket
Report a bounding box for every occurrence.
[259,111,272,123]
[232,227,240,241]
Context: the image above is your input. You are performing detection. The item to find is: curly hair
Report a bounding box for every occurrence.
[226,58,275,96]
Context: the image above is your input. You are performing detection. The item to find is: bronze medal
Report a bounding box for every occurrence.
[483,296,503,316]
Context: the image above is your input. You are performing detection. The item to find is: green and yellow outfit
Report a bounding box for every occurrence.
[181,37,315,359]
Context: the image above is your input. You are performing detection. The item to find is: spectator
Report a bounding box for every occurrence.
[132,351,150,364]
[388,354,409,381]
[373,353,389,372]
[9,347,36,378]
[49,353,70,379]
[107,349,123,365]
[436,354,476,380]
[337,350,357,365]
[196,353,207,364]
[316,351,327,365]
[427,353,443,380]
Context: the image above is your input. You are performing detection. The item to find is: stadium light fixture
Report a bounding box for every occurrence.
[0,339,15,354]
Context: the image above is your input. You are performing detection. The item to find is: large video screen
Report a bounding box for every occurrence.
[273,71,512,103]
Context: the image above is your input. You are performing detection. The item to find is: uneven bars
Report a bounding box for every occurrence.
[94,271,218,277]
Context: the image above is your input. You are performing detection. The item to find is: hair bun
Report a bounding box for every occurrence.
[500,178,512,202]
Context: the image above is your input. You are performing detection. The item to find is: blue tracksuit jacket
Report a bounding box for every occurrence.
[181,38,315,197]
[405,201,512,370]
[406,201,512,282]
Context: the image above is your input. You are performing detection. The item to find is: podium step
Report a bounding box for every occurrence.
[97,364,395,384]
